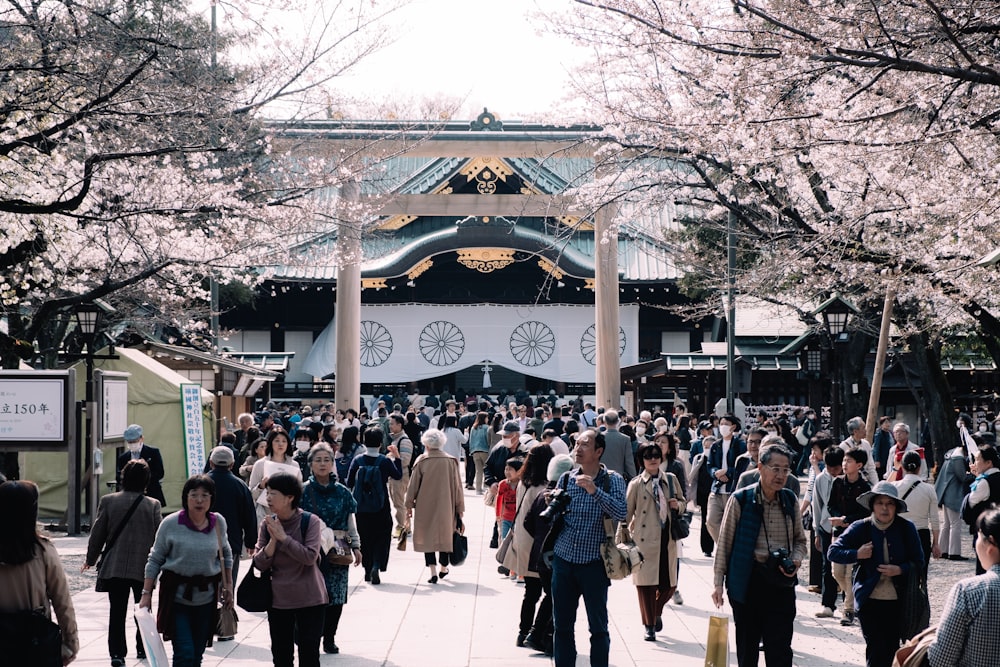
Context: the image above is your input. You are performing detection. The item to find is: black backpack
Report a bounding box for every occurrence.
[353,457,387,513]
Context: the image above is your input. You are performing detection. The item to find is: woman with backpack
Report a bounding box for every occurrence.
[346,427,402,585]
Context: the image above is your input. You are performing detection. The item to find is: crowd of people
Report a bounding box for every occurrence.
[4,392,1000,667]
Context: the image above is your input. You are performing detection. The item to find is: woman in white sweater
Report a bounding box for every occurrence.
[893,451,941,583]
[248,429,302,522]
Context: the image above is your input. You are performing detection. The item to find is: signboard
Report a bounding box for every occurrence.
[0,371,72,446]
[180,383,206,476]
[97,370,130,441]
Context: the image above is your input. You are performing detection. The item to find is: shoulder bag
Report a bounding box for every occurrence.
[306,486,355,566]
[666,475,690,541]
[214,520,238,638]
[600,516,643,580]
[94,492,146,591]
[237,534,272,612]
[598,474,642,580]
[0,546,64,667]
[892,624,935,667]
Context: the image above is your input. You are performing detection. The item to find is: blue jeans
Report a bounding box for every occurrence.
[501,519,514,539]
[171,601,215,667]
[551,555,610,667]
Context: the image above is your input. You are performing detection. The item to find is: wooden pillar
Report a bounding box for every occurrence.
[594,204,621,410]
[334,182,361,413]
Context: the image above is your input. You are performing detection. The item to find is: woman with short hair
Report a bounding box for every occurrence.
[253,472,327,667]
[300,444,361,654]
[84,459,162,666]
[405,428,465,584]
[621,441,686,641]
[0,480,79,665]
[140,475,233,667]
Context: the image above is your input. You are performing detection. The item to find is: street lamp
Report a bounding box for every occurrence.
[811,294,860,441]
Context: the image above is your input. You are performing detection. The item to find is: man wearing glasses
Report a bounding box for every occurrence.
[736,433,802,496]
[712,443,807,667]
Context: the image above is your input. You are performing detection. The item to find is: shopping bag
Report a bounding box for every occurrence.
[704,614,730,667]
[135,606,170,667]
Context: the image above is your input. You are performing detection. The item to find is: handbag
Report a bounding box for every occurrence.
[397,523,408,551]
[801,505,813,533]
[599,516,643,580]
[326,530,355,566]
[236,562,272,612]
[892,624,935,667]
[704,614,730,667]
[0,609,63,667]
[667,475,690,541]
[495,528,514,564]
[94,493,146,592]
[213,522,237,638]
[451,515,469,566]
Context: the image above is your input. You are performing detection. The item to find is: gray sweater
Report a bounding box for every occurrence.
[145,513,233,606]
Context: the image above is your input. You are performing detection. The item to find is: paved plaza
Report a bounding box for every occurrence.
[57,488,875,667]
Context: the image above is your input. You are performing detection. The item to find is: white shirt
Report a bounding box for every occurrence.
[894,473,940,532]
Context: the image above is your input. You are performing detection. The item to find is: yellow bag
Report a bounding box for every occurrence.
[704,614,730,667]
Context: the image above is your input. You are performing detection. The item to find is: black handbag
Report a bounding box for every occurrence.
[666,476,690,540]
[450,515,468,566]
[236,563,272,612]
[0,609,63,667]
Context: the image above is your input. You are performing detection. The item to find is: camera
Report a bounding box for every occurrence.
[539,489,571,520]
[770,547,795,576]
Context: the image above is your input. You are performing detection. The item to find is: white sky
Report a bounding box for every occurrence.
[334,0,586,120]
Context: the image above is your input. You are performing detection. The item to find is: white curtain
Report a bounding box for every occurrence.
[302,303,639,383]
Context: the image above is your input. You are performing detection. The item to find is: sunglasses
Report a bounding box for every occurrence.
[642,451,662,460]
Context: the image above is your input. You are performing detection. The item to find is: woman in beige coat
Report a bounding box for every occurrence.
[619,441,685,642]
[405,429,465,584]
[502,443,555,647]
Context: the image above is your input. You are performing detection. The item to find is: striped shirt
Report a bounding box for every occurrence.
[929,564,1000,667]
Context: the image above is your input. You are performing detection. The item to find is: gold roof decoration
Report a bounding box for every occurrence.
[456,248,515,273]
[361,278,387,289]
[407,258,434,280]
[537,257,565,280]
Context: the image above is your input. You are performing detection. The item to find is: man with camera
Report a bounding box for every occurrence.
[548,429,627,667]
[712,443,807,667]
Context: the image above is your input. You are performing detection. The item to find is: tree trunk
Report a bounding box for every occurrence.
[905,331,955,467]
[837,329,872,429]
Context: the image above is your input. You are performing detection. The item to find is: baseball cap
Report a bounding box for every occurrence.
[123,424,143,441]
[209,446,235,466]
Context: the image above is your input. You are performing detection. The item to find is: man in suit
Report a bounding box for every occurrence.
[115,423,166,506]
[600,409,636,481]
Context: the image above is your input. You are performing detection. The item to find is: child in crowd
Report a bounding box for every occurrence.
[827,447,872,626]
[497,458,523,577]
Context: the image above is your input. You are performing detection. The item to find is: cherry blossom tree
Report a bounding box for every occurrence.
[548,0,1000,458]
[0,0,408,367]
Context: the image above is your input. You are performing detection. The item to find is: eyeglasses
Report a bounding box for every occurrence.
[765,466,792,476]
[746,439,762,445]
[642,451,662,460]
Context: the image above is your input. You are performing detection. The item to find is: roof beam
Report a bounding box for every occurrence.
[371,194,586,217]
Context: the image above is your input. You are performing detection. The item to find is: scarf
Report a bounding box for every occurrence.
[650,475,668,528]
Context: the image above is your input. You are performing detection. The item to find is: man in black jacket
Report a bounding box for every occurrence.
[207,446,257,610]
[484,421,524,549]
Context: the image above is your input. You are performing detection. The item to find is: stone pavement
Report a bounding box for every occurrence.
[55,488,873,667]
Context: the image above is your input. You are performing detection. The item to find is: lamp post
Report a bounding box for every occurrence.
[72,303,102,533]
[812,294,859,442]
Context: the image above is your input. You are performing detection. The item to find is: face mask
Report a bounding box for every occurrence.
[980,424,989,433]
[719,424,732,438]
[635,425,646,437]
[766,429,777,437]
[296,441,310,452]
[957,421,964,429]
[128,441,142,453]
